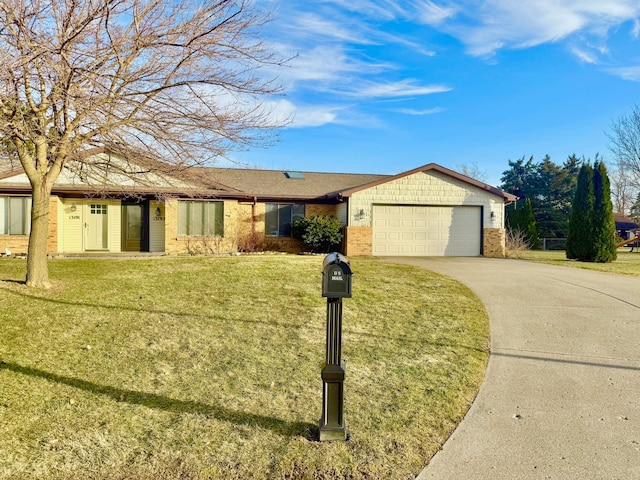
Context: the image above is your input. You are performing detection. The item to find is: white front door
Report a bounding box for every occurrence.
[86,203,109,250]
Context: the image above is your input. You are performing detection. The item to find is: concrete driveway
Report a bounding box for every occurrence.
[380,257,640,480]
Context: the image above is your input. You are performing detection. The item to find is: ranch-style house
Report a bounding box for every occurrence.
[0,149,516,257]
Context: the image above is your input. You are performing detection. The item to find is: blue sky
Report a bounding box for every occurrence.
[232,0,640,187]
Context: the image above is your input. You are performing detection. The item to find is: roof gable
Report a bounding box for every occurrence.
[333,163,517,202]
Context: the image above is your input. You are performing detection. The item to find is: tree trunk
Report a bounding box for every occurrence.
[26,179,52,289]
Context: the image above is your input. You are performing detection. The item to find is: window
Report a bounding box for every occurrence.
[265,204,305,237]
[90,204,107,215]
[0,196,31,235]
[178,201,223,236]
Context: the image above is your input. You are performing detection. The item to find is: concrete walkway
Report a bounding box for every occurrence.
[381,257,640,480]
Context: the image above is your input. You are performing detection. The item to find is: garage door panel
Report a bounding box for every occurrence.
[372,205,481,256]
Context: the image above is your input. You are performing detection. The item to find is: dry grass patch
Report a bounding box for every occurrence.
[519,249,640,276]
[0,255,488,479]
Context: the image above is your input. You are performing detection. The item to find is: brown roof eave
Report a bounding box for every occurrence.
[236,193,341,203]
[48,185,234,198]
[0,183,340,203]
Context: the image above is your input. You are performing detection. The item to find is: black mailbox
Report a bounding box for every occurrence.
[322,252,352,298]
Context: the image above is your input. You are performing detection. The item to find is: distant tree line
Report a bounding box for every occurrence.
[500,155,617,262]
[500,154,583,240]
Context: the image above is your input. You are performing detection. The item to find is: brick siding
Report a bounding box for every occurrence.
[483,228,505,258]
[344,226,373,256]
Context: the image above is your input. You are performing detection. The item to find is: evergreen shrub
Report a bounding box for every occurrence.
[292,215,344,253]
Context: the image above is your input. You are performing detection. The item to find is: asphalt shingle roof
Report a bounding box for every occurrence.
[195,167,389,200]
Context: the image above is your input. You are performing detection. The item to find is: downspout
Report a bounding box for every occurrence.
[251,196,257,252]
[337,194,348,255]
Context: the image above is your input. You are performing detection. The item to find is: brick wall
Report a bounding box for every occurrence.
[0,235,29,255]
[344,226,373,256]
[483,228,505,258]
[164,199,245,255]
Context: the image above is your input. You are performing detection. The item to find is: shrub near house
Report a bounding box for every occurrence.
[292,215,343,253]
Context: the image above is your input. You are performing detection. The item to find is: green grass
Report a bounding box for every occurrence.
[0,255,489,480]
[518,249,640,276]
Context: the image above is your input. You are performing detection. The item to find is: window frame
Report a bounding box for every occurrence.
[0,196,32,235]
[177,200,224,237]
[265,203,305,237]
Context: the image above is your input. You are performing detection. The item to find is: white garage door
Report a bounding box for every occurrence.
[372,205,481,256]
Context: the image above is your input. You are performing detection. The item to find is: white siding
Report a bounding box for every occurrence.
[59,199,122,252]
[349,170,503,229]
[149,200,166,252]
[61,200,84,253]
[108,200,121,252]
[56,197,63,253]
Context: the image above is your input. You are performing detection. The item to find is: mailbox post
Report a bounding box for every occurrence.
[320,252,352,441]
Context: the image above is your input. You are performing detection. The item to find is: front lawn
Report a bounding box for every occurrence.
[0,255,489,480]
[519,249,640,276]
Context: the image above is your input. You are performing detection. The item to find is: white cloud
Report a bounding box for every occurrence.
[350,80,451,98]
[288,12,373,44]
[570,46,599,64]
[414,0,457,24]
[394,107,445,115]
[422,0,640,57]
[264,98,347,127]
[607,65,640,81]
[320,0,406,21]
[273,44,391,87]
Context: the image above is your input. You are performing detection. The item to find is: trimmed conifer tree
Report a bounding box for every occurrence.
[521,198,541,249]
[592,160,617,263]
[566,163,594,260]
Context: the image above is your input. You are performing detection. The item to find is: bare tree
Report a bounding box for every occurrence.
[608,105,640,194]
[608,158,637,214]
[456,161,488,183]
[0,0,284,287]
